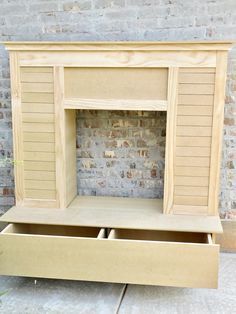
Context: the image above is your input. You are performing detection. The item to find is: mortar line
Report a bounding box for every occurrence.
[114,284,128,314]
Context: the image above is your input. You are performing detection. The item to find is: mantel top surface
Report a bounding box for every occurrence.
[2,40,235,51]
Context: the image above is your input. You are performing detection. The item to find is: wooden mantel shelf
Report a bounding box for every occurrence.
[2,40,235,51]
[0,196,223,234]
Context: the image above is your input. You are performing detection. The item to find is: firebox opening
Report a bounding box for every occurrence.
[76,110,166,199]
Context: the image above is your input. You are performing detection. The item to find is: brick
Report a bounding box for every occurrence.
[63,1,91,11]
[29,3,59,13]
[95,0,125,9]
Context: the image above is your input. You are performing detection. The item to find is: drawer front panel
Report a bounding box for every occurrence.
[20,67,56,203]
[0,225,219,288]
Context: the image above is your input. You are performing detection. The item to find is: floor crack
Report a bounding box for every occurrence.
[115,284,128,314]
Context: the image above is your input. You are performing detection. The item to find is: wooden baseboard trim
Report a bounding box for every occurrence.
[216,219,236,252]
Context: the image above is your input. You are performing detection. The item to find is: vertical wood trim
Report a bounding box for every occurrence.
[163,67,179,214]
[10,52,24,205]
[54,66,66,208]
[208,51,228,215]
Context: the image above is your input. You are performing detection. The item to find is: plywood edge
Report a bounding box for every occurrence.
[216,219,236,252]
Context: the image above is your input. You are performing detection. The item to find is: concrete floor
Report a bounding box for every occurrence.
[0,253,235,314]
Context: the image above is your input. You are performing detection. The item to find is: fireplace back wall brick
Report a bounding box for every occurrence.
[76,110,166,198]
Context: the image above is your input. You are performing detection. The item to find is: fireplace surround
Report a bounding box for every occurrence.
[0,41,234,288]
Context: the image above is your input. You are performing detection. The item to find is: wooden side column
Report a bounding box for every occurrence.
[9,52,24,206]
[54,66,77,208]
[208,51,228,215]
[163,67,178,214]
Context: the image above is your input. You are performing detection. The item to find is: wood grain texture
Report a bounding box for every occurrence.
[24,189,56,199]
[176,137,211,147]
[65,109,77,206]
[178,94,214,105]
[163,67,178,214]
[175,166,209,177]
[64,98,168,111]
[175,186,209,197]
[18,51,217,67]
[175,156,210,167]
[173,67,216,215]
[208,52,228,215]
[9,52,24,205]
[20,66,56,203]
[4,41,234,51]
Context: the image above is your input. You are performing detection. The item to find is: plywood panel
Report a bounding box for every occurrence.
[23,142,55,152]
[177,116,212,126]
[178,95,214,106]
[25,189,56,199]
[24,171,55,181]
[175,157,210,167]
[20,66,56,203]
[175,166,209,177]
[175,186,208,197]
[176,147,211,157]
[23,123,54,133]
[178,105,213,116]
[175,176,209,187]
[178,73,215,84]
[21,82,54,93]
[176,136,211,147]
[21,92,54,103]
[174,196,208,206]
[25,180,55,190]
[173,67,216,214]
[179,83,215,95]
[21,67,53,73]
[23,132,55,143]
[22,113,54,123]
[176,126,212,137]
[21,72,53,83]
[22,103,54,113]
[179,68,215,73]
[24,152,55,162]
[24,161,55,171]
[64,67,168,100]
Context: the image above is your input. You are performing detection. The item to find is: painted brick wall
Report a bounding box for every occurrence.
[0,0,236,218]
[77,110,166,198]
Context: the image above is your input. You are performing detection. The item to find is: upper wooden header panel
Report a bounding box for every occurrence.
[2,41,235,51]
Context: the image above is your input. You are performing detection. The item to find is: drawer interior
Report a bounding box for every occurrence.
[2,224,103,238]
[108,228,211,244]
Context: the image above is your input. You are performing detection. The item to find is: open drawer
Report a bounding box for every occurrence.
[0,224,219,288]
[0,223,106,280]
[107,229,219,288]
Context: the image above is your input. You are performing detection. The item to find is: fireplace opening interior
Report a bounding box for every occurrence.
[76,110,167,199]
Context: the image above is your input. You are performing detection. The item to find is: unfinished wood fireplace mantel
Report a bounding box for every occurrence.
[0,41,234,289]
